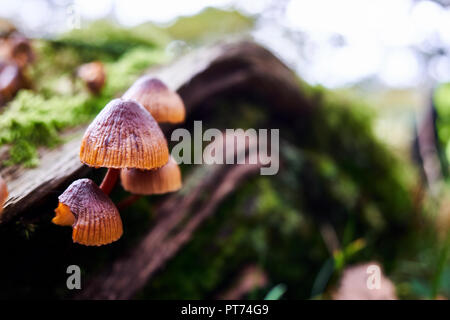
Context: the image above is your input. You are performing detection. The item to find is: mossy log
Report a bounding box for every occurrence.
[0,39,420,299]
[0,40,308,224]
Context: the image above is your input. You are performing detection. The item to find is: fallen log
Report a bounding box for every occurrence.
[0,40,309,224]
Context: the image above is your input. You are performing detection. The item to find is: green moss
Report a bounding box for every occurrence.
[0,45,167,166]
[0,93,441,299]
[57,20,170,59]
[105,47,168,95]
[167,8,254,42]
[435,83,450,120]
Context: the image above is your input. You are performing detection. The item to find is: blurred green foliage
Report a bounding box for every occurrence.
[135,93,445,299]
[166,8,253,42]
[56,20,170,59]
[434,83,450,167]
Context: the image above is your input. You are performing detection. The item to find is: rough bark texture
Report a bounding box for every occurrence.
[0,40,308,224]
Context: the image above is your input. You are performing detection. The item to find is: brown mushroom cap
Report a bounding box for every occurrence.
[77,61,105,94]
[80,98,169,170]
[122,77,185,123]
[121,156,182,195]
[53,178,123,246]
[0,174,8,214]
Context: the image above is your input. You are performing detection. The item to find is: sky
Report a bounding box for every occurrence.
[0,0,449,89]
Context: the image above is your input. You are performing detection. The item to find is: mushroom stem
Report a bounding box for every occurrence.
[100,168,120,195]
[117,194,142,210]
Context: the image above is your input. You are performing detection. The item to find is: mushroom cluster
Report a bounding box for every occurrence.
[52,76,185,246]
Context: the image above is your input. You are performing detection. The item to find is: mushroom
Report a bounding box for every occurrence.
[80,98,169,195]
[0,174,8,214]
[77,61,106,95]
[121,156,182,195]
[54,99,169,246]
[122,77,185,123]
[0,61,23,104]
[52,179,122,246]
[0,32,34,69]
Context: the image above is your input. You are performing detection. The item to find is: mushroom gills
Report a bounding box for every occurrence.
[52,202,75,226]
[121,156,182,195]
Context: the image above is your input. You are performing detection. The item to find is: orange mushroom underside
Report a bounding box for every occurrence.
[52,202,75,226]
[53,178,123,246]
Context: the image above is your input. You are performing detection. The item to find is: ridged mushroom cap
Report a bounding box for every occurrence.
[0,174,8,213]
[80,98,169,170]
[122,77,185,124]
[53,178,123,246]
[121,156,182,195]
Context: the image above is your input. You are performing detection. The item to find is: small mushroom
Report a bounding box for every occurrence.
[0,61,23,104]
[0,174,8,214]
[80,98,169,194]
[122,77,185,123]
[52,178,123,246]
[0,32,34,69]
[121,156,182,195]
[77,61,105,95]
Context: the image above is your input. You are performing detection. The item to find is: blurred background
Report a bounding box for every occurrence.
[4,0,450,151]
[0,0,449,300]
